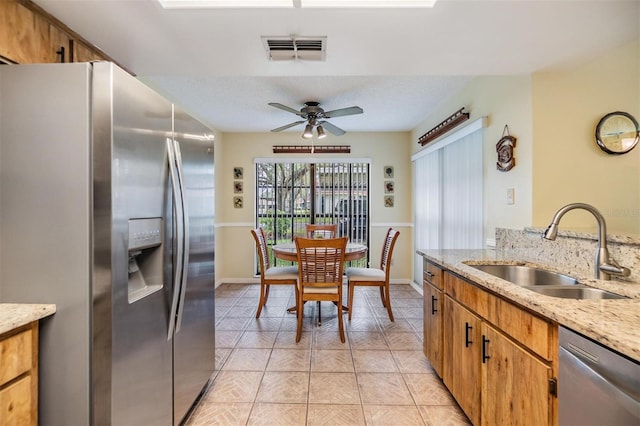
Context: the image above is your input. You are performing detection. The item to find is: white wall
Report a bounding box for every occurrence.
[411,76,534,245]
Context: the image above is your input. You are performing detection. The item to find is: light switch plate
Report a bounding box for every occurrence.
[506,188,515,205]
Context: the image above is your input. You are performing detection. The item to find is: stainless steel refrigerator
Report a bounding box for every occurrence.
[0,62,215,425]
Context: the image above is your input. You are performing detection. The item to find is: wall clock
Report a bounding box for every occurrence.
[595,111,639,155]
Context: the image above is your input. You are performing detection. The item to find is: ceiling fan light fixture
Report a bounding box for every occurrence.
[302,124,314,139]
[317,125,327,139]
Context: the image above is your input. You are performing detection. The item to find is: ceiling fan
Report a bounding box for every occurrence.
[269,101,363,139]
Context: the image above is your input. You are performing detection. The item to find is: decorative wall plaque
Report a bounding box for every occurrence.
[496,125,517,172]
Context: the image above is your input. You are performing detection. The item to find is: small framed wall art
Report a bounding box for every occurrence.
[384,196,394,208]
[384,166,394,178]
[234,181,243,194]
[233,196,243,209]
[233,167,244,179]
[384,181,394,194]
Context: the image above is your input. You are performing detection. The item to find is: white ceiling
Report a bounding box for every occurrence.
[34,0,640,135]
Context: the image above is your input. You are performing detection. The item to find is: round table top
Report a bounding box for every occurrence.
[271,242,367,262]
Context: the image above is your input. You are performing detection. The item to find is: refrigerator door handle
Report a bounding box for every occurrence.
[173,139,190,334]
[166,137,185,340]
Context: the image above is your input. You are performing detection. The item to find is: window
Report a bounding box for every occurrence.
[412,118,485,284]
[255,159,370,268]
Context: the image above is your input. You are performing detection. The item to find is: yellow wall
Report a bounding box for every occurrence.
[410,38,640,245]
[532,40,640,236]
[215,131,413,284]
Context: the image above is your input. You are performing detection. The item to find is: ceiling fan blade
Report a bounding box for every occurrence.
[318,121,346,136]
[271,120,306,132]
[268,102,303,116]
[322,106,363,118]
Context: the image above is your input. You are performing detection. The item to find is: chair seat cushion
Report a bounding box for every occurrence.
[302,286,338,294]
[265,266,298,280]
[345,267,385,282]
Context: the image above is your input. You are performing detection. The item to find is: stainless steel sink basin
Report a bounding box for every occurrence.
[470,264,578,286]
[524,285,627,300]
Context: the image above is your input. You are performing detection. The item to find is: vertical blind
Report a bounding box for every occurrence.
[412,123,484,284]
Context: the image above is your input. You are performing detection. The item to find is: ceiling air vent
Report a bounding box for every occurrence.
[261,36,327,61]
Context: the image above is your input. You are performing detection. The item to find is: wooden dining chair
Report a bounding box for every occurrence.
[345,228,400,321]
[294,236,348,343]
[250,227,299,318]
[305,223,338,239]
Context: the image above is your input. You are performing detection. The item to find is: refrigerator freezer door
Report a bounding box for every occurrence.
[96,62,174,425]
[172,108,216,424]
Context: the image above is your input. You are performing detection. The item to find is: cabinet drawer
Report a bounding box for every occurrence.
[445,272,553,361]
[423,260,443,289]
[0,329,33,386]
[0,375,32,425]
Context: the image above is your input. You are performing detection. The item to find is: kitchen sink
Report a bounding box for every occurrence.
[469,264,578,286]
[523,285,627,300]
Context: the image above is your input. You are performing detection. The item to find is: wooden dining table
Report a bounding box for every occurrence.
[271,241,368,263]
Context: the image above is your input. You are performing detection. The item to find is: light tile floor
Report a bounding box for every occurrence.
[184,283,471,426]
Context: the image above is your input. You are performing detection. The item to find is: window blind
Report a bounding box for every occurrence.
[412,120,484,284]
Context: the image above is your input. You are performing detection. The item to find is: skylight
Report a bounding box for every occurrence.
[158,0,437,9]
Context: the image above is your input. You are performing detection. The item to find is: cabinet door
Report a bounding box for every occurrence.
[423,282,443,376]
[0,375,32,426]
[443,296,481,426]
[481,323,552,426]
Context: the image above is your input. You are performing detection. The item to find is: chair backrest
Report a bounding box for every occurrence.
[295,236,348,289]
[305,223,338,239]
[250,227,271,275]
[379,228,400,276]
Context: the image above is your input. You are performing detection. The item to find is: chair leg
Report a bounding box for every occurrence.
[317,301,321,326]
[379,286,387,308]
[383,283,394,321]
[337,296,345,343]
[256,282,266,318]
[264,284,271,305]
[348,281,355,321]
[296,293,304,343]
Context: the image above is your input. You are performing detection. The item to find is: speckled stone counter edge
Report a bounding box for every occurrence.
[0,304,56,335]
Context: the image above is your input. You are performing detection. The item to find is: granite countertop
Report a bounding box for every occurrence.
[417,249,640,362]
[0,304,56,335]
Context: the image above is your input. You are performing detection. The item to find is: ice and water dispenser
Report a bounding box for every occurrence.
[127,218,163,303]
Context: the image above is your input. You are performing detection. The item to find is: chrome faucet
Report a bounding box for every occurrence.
[542,203,630,280]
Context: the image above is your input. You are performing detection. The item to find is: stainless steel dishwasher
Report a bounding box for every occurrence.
[559,326,640,425]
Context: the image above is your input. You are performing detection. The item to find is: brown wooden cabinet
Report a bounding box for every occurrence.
[0,0,114,66]
[423,259,444,376]
[443,295,481,426]
[481,323,553,426]
[0,322,38,426]
[421,267,558,425]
